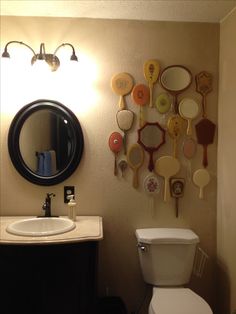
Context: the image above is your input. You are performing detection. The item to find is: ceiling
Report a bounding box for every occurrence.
[1,0,236,23]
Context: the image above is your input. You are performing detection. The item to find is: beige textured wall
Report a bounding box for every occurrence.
[218,8,236,314]
[0,17,219,313]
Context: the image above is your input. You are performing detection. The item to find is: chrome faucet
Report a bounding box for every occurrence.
[42,193,55,217]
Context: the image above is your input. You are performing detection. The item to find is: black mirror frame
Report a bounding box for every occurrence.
[8,99,84,186]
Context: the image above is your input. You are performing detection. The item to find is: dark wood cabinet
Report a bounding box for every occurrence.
[0,241,98,314]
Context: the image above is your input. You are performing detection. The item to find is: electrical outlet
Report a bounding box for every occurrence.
[64,186,75,203]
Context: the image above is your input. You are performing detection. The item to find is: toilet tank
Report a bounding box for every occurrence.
[135,228,199,286]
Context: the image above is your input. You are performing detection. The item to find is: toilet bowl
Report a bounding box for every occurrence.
[149,287,212,314]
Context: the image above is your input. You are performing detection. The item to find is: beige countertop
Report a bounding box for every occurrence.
[0,216,103,245]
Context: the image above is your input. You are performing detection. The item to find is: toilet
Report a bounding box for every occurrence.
[135,228,212,314]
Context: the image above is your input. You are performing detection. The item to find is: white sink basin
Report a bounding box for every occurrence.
[6,217,76,237]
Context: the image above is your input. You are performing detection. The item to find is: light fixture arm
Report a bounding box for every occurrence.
[53,43,78,61]
[2,41,36,58]
[38,43,46,60]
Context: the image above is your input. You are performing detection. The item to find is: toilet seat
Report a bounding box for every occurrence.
[149,287,213,314]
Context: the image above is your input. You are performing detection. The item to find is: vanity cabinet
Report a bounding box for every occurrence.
[0,241,98,314]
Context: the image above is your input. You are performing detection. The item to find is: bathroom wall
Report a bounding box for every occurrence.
[217,8,236,314]
[0,16,219,313]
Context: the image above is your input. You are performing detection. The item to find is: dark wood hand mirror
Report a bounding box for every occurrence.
[138,122,165,172]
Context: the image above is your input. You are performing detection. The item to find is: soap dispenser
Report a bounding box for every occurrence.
[67,195,77,221]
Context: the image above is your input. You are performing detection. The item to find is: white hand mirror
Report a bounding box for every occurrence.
[116,109,134,154]
[179,98,199,136]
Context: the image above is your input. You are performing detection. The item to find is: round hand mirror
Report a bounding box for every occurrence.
[160,65,192,114]
[8,99,84,186]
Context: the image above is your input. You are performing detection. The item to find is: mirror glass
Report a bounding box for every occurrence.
[139,124,164,148]
[128,144,144,167]
[8,100,84,185]
[160,65,192,92]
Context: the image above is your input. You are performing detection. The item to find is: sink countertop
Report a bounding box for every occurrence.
[0,216,103,245]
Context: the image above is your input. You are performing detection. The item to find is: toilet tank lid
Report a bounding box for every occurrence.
[135,228,199,244]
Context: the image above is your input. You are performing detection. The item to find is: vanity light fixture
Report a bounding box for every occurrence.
[1,41,78,71]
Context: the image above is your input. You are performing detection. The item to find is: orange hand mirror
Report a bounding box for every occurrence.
[132,83,149,127]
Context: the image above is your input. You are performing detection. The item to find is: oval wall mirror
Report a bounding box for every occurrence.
[160,65,192,114]
[8,99,84,186]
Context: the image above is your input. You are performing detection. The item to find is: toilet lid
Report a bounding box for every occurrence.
[150,288,212,314]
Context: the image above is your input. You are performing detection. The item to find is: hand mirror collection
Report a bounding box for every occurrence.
[108,64,215,208]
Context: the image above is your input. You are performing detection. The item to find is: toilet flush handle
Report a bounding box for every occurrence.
[137,242,148,252]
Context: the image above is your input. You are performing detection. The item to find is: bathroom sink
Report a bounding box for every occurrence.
[6,217,76,237]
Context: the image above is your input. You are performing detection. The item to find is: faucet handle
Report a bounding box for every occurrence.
[47,193,55,198]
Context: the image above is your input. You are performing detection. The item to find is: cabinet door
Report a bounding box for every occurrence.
[0,242,98,314]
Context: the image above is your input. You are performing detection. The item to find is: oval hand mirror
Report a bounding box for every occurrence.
[179,98,199,136]
[155,93,171,114]
[183,137,197,159]
[160,65,192,114]
[108,131,123,176]
[8,99,84,186]
[111,72,134,110]
[127,144,144,188]
[138,122,166,172]
[183,137,197,181]
[132,83,149,127]
[116,109,134,155]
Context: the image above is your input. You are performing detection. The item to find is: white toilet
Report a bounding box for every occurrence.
[135,228,213,314]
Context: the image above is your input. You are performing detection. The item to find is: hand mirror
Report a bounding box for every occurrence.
[132,83,149,127]
[195,71,213,118]
[167,115,184,158]
[116,109,134,155]
[160,65,192,114]
[127,143,144,188]
[108,131,123,176]
[138,122,166,172]
[111,72,134,110]
[143,59,160,107]
[179,98,199,136]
